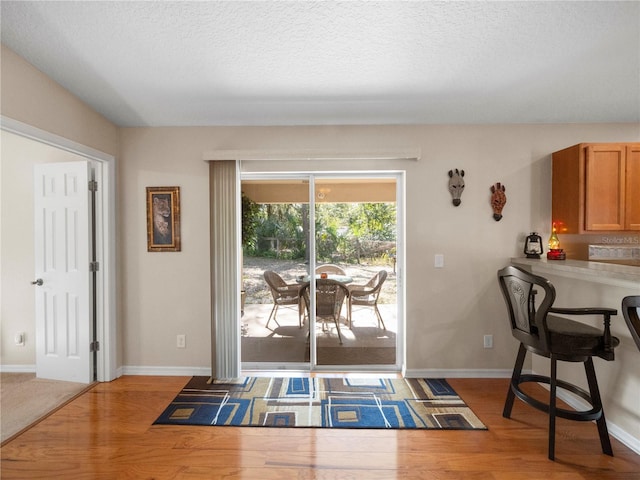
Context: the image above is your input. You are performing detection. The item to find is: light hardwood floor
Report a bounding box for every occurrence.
[1,376,639,479]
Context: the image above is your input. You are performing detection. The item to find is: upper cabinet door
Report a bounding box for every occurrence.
[584,144,626,231]
[626,145,640,230]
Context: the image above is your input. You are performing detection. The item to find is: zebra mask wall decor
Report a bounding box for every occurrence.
[448,169,465,206]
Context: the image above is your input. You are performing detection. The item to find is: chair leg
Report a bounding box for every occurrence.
[265,304,280,330]
[348,298,353,329]
[334,315,343,344]
[584,357,614,456]
[374,304,386,330]
[298,298,304,328]
[549,355,558,461]
[503,343,527,418]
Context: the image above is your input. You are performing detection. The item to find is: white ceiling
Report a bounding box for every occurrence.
[2,1,639,127]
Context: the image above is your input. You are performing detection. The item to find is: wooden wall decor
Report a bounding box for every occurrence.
[448,169,465,206]
[490,182,507,221]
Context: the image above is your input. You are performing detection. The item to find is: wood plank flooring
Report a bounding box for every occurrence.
[1,376,639,479]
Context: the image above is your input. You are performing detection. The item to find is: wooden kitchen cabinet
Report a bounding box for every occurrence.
[626,144,640,230]
[552,143,640,233]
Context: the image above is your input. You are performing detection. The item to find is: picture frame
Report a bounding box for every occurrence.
[146,186,181,252]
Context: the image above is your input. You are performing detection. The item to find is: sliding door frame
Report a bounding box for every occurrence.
[239,169,406,376]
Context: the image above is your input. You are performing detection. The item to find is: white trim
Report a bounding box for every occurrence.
[0,365,37,373]
[120,366,211,377]
[1,115,118,382]
[204,148,421,162]
[1,117,113,162]
[405,368,515,378]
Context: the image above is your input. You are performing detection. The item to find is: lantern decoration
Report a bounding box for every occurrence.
[547,223,566,260]
[524,232,544,258]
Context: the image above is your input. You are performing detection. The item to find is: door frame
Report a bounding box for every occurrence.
[239,170,406,376]
[1,116,117,382]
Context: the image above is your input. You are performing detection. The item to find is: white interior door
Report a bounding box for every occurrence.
[34,161,93,383]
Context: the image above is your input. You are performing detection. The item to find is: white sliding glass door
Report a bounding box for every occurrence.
[239,171,404,375]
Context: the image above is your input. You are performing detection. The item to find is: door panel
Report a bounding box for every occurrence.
[314,176,398,368]
[585,145,625,230]
[240,177,311,366]
[34,161,92,383]
[626,145,640,230]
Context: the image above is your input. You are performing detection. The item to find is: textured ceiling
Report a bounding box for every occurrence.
[1,1,639,127]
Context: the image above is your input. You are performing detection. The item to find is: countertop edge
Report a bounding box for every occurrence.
[510,257,640,289]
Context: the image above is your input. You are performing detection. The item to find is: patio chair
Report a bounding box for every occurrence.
[622,296,640,351]
[263,271,303,329]
[347,270,387,329]
[300,279,350,344]
[497,265,619,460]
[315,264,346,275]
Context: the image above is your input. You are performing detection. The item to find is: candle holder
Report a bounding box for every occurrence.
[547,248,566,260]
[547,223,566,260]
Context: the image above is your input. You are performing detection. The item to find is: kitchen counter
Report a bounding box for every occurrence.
[510,257,640,289]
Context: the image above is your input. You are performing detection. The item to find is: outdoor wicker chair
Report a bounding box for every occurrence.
[347,270,387,329]
[315,264,346,275]
[300,279,350,344]
[263,270,303,329]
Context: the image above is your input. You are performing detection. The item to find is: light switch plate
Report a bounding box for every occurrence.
[434,254,444,268]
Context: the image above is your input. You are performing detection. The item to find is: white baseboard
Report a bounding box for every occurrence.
[405,368,514,378]
[1,364,36,373]
[119,365,211,377]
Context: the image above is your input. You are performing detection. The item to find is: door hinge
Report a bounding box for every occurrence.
[90,341,100,352]
[88,180,98,192]
[89,261,100,272]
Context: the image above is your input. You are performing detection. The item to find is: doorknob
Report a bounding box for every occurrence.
[31,278,43,286]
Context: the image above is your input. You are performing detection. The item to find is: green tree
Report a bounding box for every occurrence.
[348,203,396,241]
[241,193,262,251]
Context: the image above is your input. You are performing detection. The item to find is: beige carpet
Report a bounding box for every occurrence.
[1,373,93,444]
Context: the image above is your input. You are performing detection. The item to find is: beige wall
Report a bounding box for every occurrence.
[118,124,640,373]
[1,45,118,156]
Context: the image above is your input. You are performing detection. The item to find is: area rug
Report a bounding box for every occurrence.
[154,376,487,430]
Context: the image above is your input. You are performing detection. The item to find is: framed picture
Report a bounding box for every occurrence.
[146,186,181,252]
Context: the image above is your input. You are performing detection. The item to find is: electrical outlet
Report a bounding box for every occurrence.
[483,335,493,349]
[177,334,186,348]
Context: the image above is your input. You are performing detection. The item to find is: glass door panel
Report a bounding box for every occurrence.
[313,176,398,369]
[240,177,311,367]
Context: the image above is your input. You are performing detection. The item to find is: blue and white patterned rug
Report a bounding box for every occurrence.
[154,377,487,430]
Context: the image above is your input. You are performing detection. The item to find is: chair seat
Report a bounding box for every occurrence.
[276,292,300,303]
[547,315,620,359]
[350,290,375,303]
